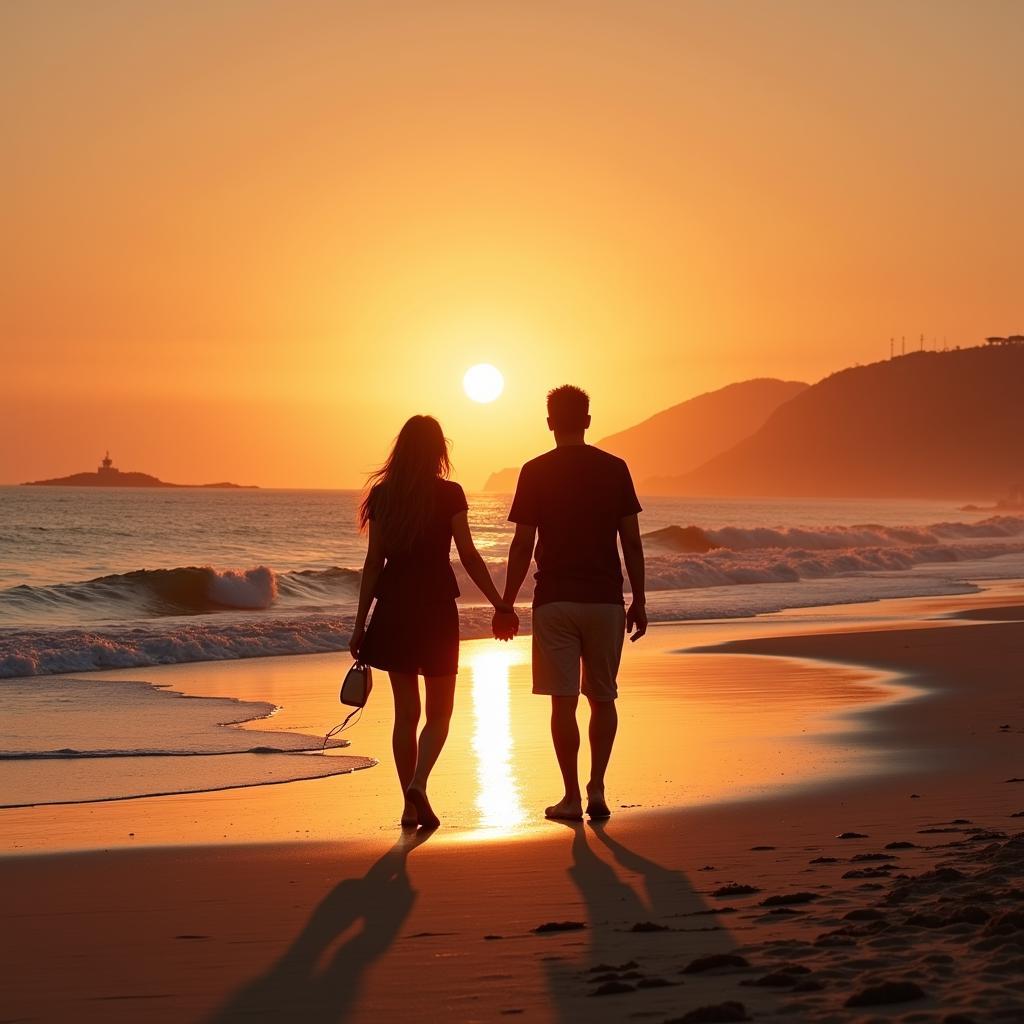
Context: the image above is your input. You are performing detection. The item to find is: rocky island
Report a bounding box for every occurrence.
[23,452,257,489]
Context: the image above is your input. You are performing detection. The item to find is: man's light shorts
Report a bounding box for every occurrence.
[531,601,626,702]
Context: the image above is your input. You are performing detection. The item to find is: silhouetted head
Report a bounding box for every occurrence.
[546,385,591,435]
[358,415,453,548]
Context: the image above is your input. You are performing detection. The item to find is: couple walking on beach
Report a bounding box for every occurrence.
[350,386,647,830]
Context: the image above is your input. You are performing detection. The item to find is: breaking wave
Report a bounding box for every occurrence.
[0,606,498,678]
[638,515,1024,591]
[644,515,1024,554]
[0,615,353,678]
[0,564,360,623]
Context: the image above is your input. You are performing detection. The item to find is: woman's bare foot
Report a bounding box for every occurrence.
[406,786,440,829]
[544,796,584,821]
[400,797,418,830]
[586,784,611,820]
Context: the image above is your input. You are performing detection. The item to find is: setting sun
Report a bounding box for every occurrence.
[463,364,504,404]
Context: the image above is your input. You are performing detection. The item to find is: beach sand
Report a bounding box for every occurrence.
[3,584,1024,1022]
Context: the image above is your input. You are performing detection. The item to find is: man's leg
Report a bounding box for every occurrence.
[533,604,585,821]
[546,695,583,820]
[580,604,626,819]
[585,697,617,818]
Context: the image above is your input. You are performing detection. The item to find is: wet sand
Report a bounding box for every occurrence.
[3,584,1024,1022]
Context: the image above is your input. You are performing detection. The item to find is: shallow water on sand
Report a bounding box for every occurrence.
[0,596,939,854]
[0,675,372,807]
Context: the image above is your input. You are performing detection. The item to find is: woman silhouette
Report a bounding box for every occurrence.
[350,415,517,829]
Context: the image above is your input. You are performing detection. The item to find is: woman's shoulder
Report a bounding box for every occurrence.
[437,477,468,511]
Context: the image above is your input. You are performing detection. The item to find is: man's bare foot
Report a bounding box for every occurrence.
[545,797,584,821]
[406,786,440,830]
[400,798,418,830]
[586,785,611,820]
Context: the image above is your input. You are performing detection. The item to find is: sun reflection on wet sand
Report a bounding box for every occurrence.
[469,646,527,829]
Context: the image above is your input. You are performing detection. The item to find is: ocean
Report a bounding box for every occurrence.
[4,484,1024,679]
[5,484,1024,809]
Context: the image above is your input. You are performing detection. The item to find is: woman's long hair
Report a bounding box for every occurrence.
[358,416,452,549]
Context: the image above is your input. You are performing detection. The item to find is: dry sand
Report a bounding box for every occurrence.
[3,585,1024,1022]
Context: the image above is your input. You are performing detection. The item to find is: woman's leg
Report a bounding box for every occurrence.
[389,672,421,827]
[406,674,457,829]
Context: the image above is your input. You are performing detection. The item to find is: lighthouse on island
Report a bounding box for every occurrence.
[97,451,119,478]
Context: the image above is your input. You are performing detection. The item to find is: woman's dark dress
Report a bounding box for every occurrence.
[359,478,467,677]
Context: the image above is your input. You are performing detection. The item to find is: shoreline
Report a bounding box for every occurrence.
[0,568,1004,683]
[0,754,377,813]
[5,579,1024,849]
[2,590,953,854]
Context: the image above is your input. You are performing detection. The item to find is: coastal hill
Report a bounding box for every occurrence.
[23,453,257,489]
[659,343,1024,499]
[600,378,808,487]
[483,467,521,492]
[482,378,807,492]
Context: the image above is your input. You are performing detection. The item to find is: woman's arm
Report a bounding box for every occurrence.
[350,519,385,658]
[451,511,512,611]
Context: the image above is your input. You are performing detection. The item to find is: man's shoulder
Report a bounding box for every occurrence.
[521,446,632,475]
[582,446,634,481]
[586,446,630,470]
[519,450,557,475]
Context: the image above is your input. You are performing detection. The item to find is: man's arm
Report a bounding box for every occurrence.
[503,522,537,606]
[618,514,647,641]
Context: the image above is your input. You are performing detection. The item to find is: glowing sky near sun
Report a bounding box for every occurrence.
[4,1,1022,488]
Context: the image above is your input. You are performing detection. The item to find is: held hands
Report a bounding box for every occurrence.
[492,605,519,642]
[626,600,647,642]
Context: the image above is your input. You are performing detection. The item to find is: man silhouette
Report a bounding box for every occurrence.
[495,386,646,820]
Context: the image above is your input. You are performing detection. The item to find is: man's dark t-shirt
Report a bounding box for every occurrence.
[508,445,642,607]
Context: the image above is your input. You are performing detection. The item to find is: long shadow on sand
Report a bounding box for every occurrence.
[207,829,431,1024]
[546,821,738,1020]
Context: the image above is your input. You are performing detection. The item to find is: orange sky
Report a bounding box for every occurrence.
[5,1,1022,489]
